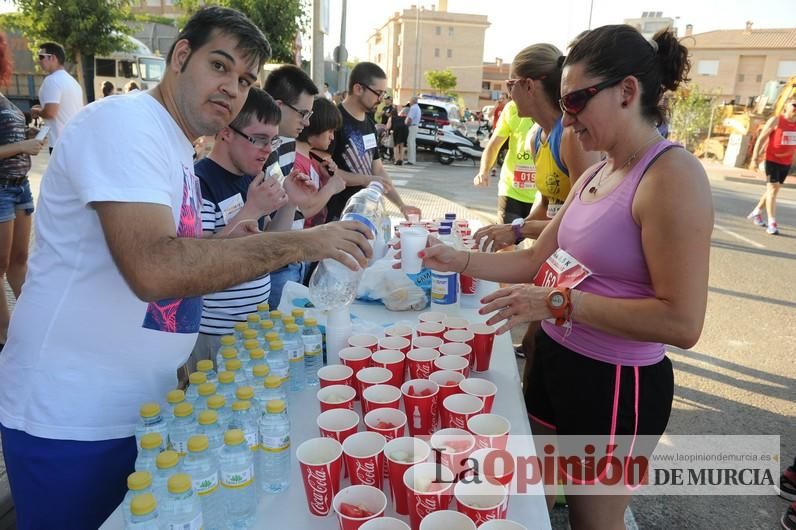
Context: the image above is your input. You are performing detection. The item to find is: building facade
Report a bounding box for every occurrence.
[624,11,677,39]
[129,0,184,19]
[479,58,509,110]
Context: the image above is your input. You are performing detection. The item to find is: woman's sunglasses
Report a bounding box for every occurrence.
[558,77,625,116]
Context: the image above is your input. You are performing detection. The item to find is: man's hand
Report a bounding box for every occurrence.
[748,159,760,171]
[302,221,374,270]
[284,169,320,210]
[325,174,346,195]
[245,172,288,216]
[225,219,261,238]
[473,172,490,187]
[473,223,516,252]
[18,139,44,156]
[314,155,338,180]
[400,204,422,219]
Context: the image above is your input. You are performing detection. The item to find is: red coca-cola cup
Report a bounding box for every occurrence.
[333,484,387,530]
[319,364,355,389]
[361,384,402,415]
[318,384,356,412]
[384,324,414,344]
[406,348,440,380]
[418,311,446,324]
[357,367,393,395]
[466,414,510,451]
[429,370,465,404]
[442,317,469,332]
[430,428,476,479]
[477,521,527,530]
[441,393,483,430]
[339,347,374,399]
[317,408,360,443]
[434,355,469,378]
[438,342,472,367]
[467,448,516,488]
[418,510,477,530]
[454,481,508,526]
[403,462,455,530]
[379,335,411,356]
[413,335,444,351]
[417,321,446,339]
[384,437,432,516]
[360,517,411,530]
[459,378,497,414]
[400,379,440,436]
[364,407,407,442]
[370,349,406,388]
[296,437,344,516]
[468,324,496,372]
[460,273,477,297]
[348,334,380,353]
[443,329,475,350]
[342,431,387,490]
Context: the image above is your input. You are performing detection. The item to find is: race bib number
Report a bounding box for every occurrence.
[533,248,592,289]
[219,193,245,224]
[546,199,564,219]
[781,131,796,146]
[363,133,378,150]
[513,164,536,189]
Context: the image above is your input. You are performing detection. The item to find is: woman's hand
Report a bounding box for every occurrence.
[479,284,553,335]
[473,223,516,252]
[391,236,467,272]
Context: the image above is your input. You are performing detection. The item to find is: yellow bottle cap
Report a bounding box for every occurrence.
[198,382,216,397]
[269,340,283,350]
[220,347,238,359]
[167,473,192,494]
[127,470,153,491]
[188,434,209,453]
[243,329,258,340]
[285,323,299,333]
[166,389,185,405]
[265,331,279,342]
[130,493,157,517]
[249,348,265,360]
[231,400,251,412]
[264,375,282,389]
[243,339,259,351]
[218,372,234,384]
[252,364,270,378]
[139,402,161,418]
[198,410,218,425]
[235,386,255,401]
[282,316,295,325]
[269,310,282,320]
[266,399,286,414]
[220,335,236,346]
[224,429,245,446]
[233,322,248,333]
[207,395,226,410]
[257,303,270,313]
[197,359,214,372]
[304,317,318,327]
[155,450,179,470]
[292,309,305,318]
[188,372,207,386]
[260,320,274,330]
[173,402,193,418]
[140,432,162,450]
[247,314,260,324]
[226,359,243,372]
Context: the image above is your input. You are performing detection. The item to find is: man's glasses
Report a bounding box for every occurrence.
[228,124,282,150]
[360,84,386,100]
[37,53,53,61]
[284,102,313,121]
[559,77,626,116]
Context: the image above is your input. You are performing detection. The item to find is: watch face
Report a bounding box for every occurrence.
[550,293,565,307]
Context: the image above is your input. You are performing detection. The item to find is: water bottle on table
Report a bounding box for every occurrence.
[216,371,238,404]
[163,389,185,425]
[229,400,259,452]
[258,399,290,493]
[302,317,323,386]
[122,471,153,525]
[183,434,224,530]
[135,403,168,451]
[225,358,249,386]
[220,429,256,529]
[160,473,203,530]
[125,492,160,530]
[206,394,232,430]
[168,402,198,456]
[197,359,217,385]
[267,339,289,384]
[197,409,225,458]
[256,302,270,321]
[261,375,288,412]
[284,323,305,392]
[135,433,162,474]
[152,450,181,499]
[193,382,216,413]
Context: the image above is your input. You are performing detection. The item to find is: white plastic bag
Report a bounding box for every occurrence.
[357,258,428,311]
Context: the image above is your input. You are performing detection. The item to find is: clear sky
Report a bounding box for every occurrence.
[319,0,796,64]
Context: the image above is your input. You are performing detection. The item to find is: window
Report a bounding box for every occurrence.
[447,49,452,58]
[139,58,165,81]
[738,74,745,82]
[756,74,763,82]
[482,81,491,90]
[697,60,719,76]
[118,60,138,79]
[777,60,796,78]
[95,58,116,77]
[435,26,441,35]
[448,27,454,37]
[435,48,440,58]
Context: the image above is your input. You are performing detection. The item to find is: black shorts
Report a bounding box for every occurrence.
[497,195,533,224]
[765,160,791,184]
[525,329,673,438]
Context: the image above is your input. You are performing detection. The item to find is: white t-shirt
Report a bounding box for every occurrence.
[38,69,84,146]
[0,91,201,441]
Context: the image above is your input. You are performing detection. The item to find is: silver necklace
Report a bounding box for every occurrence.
[588,134,661,194]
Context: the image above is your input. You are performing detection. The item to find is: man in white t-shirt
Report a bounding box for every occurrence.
[30,42,83,150]
[406,96,421,165]
[0,8,372,529]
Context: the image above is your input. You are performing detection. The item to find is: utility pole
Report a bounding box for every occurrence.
[588,0,594,29]
[414,5,422,97]
[337,0,348,94]
[311,0,324,88]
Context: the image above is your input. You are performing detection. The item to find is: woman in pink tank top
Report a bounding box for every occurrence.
[413,25,712,527]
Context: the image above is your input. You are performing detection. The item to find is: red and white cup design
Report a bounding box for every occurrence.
[441,393,484,430]
[370,349,406,388]
[468,324,496,372]
[412,335,444,351]
[296,437,344,516]
[429,370,465,404]
[476,521,527,530]
[442,317,469,332]
[400,379,440,436]
[460,273,478,297]
[339,347,374,399]
[384,324,413,345]
[319,364,355,389]
[361,384,402,415]
[430,428,476,479]
[379,336,411,356]
[384,437,432,516]
[406,348,440,380]
[459,378,497,414]
[418,311,446,324]
[454,481,508,526]
[438,342,472,367]
[360,517,411,530]
[443,329,475,351]
[317,408,360,443]
[403,463,455,530]
[417,322,446,339]
[348,334,380,353]
[333,484,387,530]
[317,384,356,413]
[467,448,516,488]
[342,431,387,490]
[356,367,393,395]
[418,510,477,530]
[466,414,510,451]
[364,407,407,443]
[433,355,469,378]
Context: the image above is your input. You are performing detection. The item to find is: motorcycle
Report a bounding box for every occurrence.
[434,125,484,165]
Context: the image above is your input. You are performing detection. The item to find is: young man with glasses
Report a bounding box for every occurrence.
[30,42,83,150]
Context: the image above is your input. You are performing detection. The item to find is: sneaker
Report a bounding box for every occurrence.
[782,501,796,530]
[395,160,403,166]
[747,211,766,227]
[767,222,780,235]
[782,466,796,501]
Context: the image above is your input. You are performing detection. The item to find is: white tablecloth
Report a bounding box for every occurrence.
[102,296,551,529]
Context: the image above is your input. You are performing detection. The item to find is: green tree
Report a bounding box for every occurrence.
[425,69,457,95]
[175,0,309,64]
[3,0,134,101]
[669,84,716,151]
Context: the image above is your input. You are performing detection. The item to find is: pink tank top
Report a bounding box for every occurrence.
[541,139,680,366]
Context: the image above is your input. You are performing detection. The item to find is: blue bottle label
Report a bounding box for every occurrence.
[342,212,378,239]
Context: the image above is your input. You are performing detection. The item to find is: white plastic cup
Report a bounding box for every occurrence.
[400,227,429,274]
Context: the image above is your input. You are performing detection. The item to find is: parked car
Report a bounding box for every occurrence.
[415,97,462,151]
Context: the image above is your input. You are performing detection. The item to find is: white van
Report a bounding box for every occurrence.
[94,36,166,96]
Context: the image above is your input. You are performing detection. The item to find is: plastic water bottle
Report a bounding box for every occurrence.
[246,313,261,330]
[217,334,237,360]
[233,322,248,344]
[183,435,224,530]
[219,429,256,529]
[258,320,274,345]
[241,338,260,366]
[225,358,248,387]
[135,433,162,474]
[235,386,259,412]
[163,389,185,426]
[258,399,290,493]
[250,364,270,405]
[216,372,238,404]
[291,308,305,326]
[197,410,225,459]
[122,471,153,525]
[302,317,323,387]
[256,302,270,321]
[284,324,305,392]
[229,400,259,453]
[216,347,238,372]
[135,403,169,451]
[197,359,217,385]
[169,402,198,456]
[194,382,216,413]
[161,473,203,530]
[152,450,181,499]
[282,314,296,328]
[261,375,288,410]
[264,331,280,349]
[246,348,268,381]
[126,492,160,530]
[431,224,460,311]
[206,394,232,431]
[267,339,289,384]
[185,373,206,404]
[269,310,284,333]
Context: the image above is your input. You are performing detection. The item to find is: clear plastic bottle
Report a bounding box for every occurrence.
[302,317,323,387]
[267,339,289,385]
[258,399,290,493]
[260,375,288,413]
[126,492,160,530]
[135,403,169,451]
[160,473,203,530]
[168,402,198,456]
[291,308,305,327]
[256,302,270,321]
[219,429,256,529]
[282,315,296,330]
[122,471,153,525]
[163,389,185,426]
[215,346,238,372]
[250,364,270,406]
[152,450,182,499]
[235,386,259,413]
[264,331,280,349]
[246,348,267,381]
[228,400,259,452]
[224,358,248,387]
[246,313,261,330]
[258,319,274,345]
[240,331,258,364]
[217,335,237,361]
[197,410,225,459]
[283,323,305,392]
[185,373,206,404]
[135,433,162,474]
[193,382,216,413]
[269,310,284,333]
[232,322,248,344]
[206,394,232,431]
[216,371,238,405]
[182,435,224,530]
[197,359,217,385]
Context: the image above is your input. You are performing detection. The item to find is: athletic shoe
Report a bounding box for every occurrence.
[782,501,796,530]
[395,160,403,166]
[782,466,796,501]
[747,211,766,227]
[767,222,780,235]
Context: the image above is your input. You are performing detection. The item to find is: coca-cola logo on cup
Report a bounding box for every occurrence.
[355,459,378,486]
[451,414,466,430]
[414,493,439,518]
[476,437,489,449]
[306,468,330,513]
[473,510,496,525]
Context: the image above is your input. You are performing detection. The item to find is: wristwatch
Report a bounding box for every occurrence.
[511,218,525,244]
[546,287,572,326]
